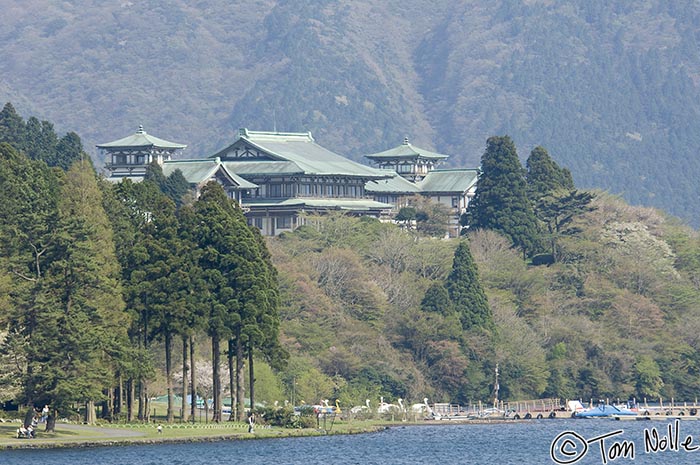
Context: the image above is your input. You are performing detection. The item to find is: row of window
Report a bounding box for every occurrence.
[248,184,362,198]
[248,216,292,231]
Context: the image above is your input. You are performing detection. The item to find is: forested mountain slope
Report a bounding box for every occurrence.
[2,1,700,224]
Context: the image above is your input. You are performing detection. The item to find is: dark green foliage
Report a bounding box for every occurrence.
[164,169,191,207]
[467,136,542,256]
[23,160,129,412]
[52,132,85,170]
[191,182,283,420]
[0,103,87,170]
[420,283,453,316]
[395,206,416,229]
[526,146,574,199]
[535,190,596,261]
[445,240,491,330]
[0,103,26,150]
[145,162,192,207]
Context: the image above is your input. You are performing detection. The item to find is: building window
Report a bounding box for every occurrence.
[276,216,292,229]
[269,184,282,198]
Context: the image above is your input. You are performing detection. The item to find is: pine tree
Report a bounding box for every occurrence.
[445,240,492,331]
[467,136,542,256]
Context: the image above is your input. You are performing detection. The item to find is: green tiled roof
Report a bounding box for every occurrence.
[221,160,302,176]
[365,138,449,161]
[365,170,422,194]
[416,169,478,193]
[213,130,389,179]
[163,159,257,189]
[97,126,186,149]
[243,197,393,211]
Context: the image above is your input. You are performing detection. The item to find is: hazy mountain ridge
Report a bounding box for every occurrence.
[2,0,700,224]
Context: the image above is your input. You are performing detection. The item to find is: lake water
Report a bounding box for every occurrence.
[4,418,700,464]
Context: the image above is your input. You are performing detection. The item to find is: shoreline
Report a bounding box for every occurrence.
[0,416,569,451]
[0,423,388,451]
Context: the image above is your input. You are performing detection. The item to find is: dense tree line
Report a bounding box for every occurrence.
[0,107,283,425]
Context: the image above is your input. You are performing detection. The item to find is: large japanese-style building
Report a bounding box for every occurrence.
[365,138,478,236]
[99,128,478,237]
[100,127,394,235]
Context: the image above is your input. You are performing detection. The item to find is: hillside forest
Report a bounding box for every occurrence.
[3,106,700,425]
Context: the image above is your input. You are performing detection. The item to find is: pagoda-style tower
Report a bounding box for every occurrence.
[97,125,186,180]
[364,137,449,182]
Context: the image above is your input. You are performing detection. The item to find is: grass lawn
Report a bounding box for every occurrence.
[0,415,386,449]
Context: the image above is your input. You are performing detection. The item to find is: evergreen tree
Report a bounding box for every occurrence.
[0,103,26,151]
[466,136,542,256]
[105,178,167,420]
[24,117,58,164]
[28,160,129,421]
[176,204,207,423]
[192,182,251,422]
[137,195,191,423]
[164,169,191,207]
[244,225,287,412]
[445,240,492,331]
[51,132,86,170]
[526,146,574,200]
[535,190,596,261]
[420,283,454,316]
[0,144,60,417]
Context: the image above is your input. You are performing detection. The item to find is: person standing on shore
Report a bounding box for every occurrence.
[248,412,255,433]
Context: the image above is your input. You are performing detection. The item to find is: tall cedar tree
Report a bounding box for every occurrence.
[526,146,595,261]
[138,194,192,423]
[100,179,158,421]
[0,102,84,169]
[526,146,574,199]
[244,226,286,412]
[192,182,256,422]
[145,162,191,207]
[467,136,541,256]
[30,160,129,422]
[445,240,492,331]
[0,144,59,415]
[107,179,164,420]
[421,283,454,316]
[0,103,26,151]
[176,204,208,422]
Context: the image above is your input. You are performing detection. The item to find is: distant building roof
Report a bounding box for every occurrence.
[365,170,422,194]
[417,169,478,193]
[97,125,186,149]
[365,137,449,161]
[212,129,389,179]
[243,197,393,211]
[163,159,257,189]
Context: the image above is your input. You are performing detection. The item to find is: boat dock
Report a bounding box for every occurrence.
[426,397,700,421]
